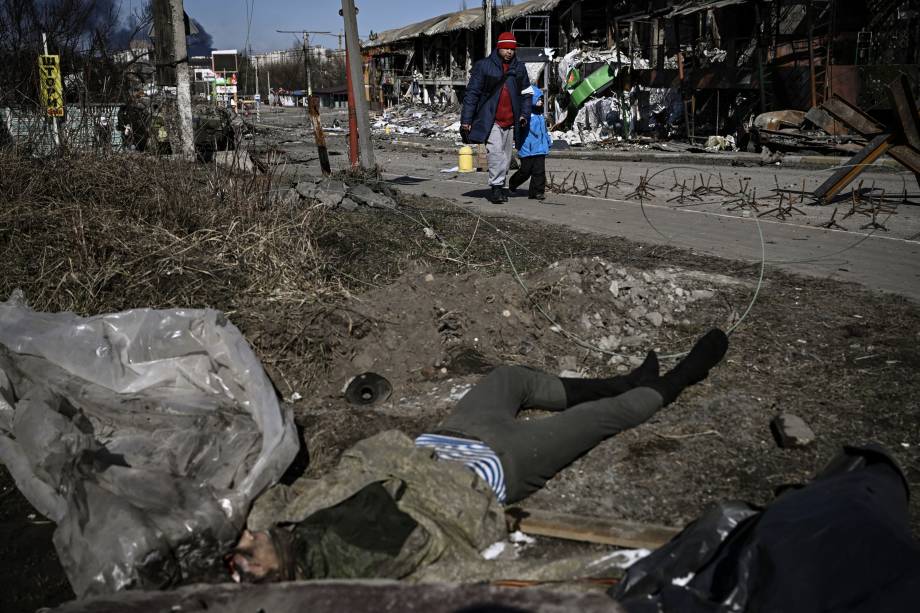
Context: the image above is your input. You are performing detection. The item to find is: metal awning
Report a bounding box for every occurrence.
[364,13,449,48]
[618,0,750,22]
[364,0,565,48]
[497,0,566,21]
[423,8,483,36]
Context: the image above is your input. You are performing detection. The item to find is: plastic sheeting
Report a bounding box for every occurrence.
[612,445,920,613]
[0,294,299,598]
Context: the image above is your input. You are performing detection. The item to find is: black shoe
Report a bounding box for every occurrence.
[648,329,728,406]
[500,188,509,202]
[489,186,504,204]
[530,193,546,201]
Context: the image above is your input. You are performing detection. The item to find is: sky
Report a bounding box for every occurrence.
[122,1,505,53]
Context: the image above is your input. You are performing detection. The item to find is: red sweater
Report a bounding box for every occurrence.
[494,62,514,128]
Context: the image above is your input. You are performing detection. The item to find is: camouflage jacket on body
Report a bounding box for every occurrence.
[247,430,507,580]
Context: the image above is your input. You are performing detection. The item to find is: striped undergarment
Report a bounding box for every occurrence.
[414,433,506,503]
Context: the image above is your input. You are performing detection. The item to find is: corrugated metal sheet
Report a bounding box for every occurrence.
[497,0,565,21]
[619,0,750,22]
[423,8,483,37]
[365,0,565,48]
[365,13,449,48]
[668,0,748,17]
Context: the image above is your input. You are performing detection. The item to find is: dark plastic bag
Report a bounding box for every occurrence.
[611,445,920,613]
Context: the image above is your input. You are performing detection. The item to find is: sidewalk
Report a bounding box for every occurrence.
[379,168,920,303]
[377,136,904,171]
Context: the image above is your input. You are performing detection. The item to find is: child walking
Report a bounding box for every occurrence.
[509,84,551,200]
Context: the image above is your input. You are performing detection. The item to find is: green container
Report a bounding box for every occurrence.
[569,62,619,109]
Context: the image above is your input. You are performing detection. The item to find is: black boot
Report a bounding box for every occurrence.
[560,351,659,407]
[489,186,504,204]
[500,187,509,202]
[647,329,729,406]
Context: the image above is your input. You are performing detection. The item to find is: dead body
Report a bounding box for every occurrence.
[231,330,730,583]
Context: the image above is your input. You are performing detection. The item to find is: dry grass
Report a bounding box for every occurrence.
[0,150,336,315]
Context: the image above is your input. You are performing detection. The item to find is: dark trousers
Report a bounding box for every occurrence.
[438,366,663,503]
[509,155,546,197]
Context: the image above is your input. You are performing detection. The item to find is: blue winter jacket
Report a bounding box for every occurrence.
[518,85,552,157]
[461,50,533,147]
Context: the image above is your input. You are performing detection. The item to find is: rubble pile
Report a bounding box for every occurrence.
[287,177,399,211]
[531,257,740,370]
[748,104,869,155]
[372,105,462,138]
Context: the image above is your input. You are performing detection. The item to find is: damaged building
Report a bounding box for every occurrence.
[362,0,920,146]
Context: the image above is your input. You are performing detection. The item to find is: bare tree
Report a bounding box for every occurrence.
[0,0,137,107]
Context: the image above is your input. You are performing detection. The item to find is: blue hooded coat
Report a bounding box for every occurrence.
[518,85,552,158]
[461,50,533,148]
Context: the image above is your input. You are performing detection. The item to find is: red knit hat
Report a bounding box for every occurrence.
[497,32,517,49]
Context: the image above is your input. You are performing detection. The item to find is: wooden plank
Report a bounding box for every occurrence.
[888,145,920,189]
[821,95,885,137]
[506,507,680,550]
[889,75,920,151]
[889,145,920,174]
[805,106,845,136]
[813,133,893,202]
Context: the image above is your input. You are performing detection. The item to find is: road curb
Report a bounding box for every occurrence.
[377,137,903,171]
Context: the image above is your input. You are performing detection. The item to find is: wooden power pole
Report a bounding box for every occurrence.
[341,0,375,170]
[152,0,194,160]
[484,0,493,54]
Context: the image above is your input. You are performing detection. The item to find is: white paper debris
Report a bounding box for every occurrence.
[480,541,506,560]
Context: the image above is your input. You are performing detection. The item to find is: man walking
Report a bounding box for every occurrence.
[461,32,533,204]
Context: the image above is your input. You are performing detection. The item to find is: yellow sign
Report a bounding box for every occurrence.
[38,54,64,117]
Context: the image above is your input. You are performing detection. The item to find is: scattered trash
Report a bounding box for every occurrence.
[344,372,393,406]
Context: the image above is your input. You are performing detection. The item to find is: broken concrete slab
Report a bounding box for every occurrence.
[348,183,397,209]
[770,413,816,449]
[339,197,359,211]
[295,181,318,199]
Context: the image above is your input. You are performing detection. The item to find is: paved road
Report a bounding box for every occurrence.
[254,112,920,303]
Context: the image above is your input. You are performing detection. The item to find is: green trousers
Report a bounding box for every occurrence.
[439,366,664,503]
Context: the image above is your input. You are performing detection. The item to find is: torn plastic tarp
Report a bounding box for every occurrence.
[0,294,299,597]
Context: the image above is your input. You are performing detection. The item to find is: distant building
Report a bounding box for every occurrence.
[252,46,335,67]
[112,40,153,65]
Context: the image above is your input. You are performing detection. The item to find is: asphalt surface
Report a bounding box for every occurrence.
[253,107,920,303]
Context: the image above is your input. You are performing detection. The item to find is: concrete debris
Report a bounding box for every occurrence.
[289,179,397,211]
[748,101,870,155]
[339,197,360,212]
[348,183,397,209]
[372,105,461,140]
[539,257,733,359]
[770,413,816,448]
[705,135,736,152]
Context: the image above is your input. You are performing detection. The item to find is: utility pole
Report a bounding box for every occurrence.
[484,0,493,54]
[341,0,375,169]
[277,30,333,101]
[254,56,261,121]
[152,0,194,159]
[303,32,312,96]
